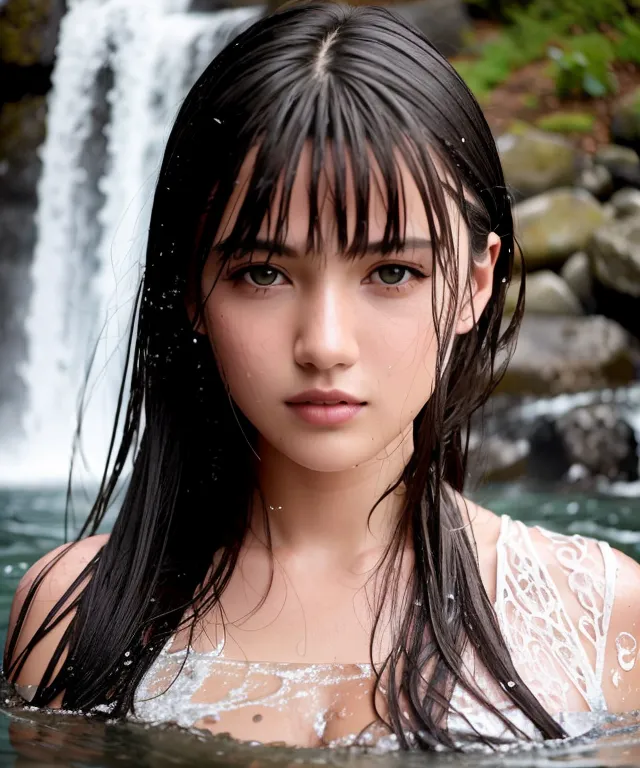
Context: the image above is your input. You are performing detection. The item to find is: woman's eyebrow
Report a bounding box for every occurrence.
[214,237,432,257]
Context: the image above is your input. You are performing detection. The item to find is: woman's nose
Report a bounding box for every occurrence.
[293,283,359,371]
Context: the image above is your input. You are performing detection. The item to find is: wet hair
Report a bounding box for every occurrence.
[5,0,565,749]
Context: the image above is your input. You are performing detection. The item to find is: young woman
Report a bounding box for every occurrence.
[5,0,640,751]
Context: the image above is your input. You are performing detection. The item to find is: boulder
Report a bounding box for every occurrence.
[496,129,579,201]
[610,188,640,220]
[593,144,640,192]
[576,162,613,200]
[589,214,640,298]
[611,86,640,155]
[560,252,593,305]
[498,314,636,396]
[505,271,583,315]
[514,188,607,270]
[528,405,639,483]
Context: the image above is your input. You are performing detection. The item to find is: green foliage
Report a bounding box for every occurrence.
[455,0,639,101]
[548,35,617,99]
[614,18,640,65]
[535,111,596,132]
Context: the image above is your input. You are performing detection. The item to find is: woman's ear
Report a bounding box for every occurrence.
[456,232,501,335]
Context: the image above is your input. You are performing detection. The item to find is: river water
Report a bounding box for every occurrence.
[2,485,640,767]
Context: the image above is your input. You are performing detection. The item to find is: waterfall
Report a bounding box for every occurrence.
[0,0,261,485]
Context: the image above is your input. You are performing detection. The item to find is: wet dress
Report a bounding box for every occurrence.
[132,515,624,748]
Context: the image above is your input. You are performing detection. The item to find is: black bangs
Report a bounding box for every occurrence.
[196,62,466,275]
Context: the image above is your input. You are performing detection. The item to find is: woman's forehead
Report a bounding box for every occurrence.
[214,141,462,249]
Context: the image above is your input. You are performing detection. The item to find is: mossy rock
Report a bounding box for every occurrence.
[496,127,580,200]
[514,188,607,270]
[0,0,61,67]
[535,111,596,135]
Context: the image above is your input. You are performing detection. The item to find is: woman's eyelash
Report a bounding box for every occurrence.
[227,263,429,290]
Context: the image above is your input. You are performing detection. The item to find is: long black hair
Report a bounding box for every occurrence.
[5,0,565,749]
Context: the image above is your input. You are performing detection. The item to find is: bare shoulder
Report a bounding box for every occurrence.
[602,546,640,711]
[4,534,109,700]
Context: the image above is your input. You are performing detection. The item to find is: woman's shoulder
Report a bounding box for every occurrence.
[4,534,109,699]
[497,514,640,710]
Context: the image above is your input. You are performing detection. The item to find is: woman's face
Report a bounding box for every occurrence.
[199,142,499,473]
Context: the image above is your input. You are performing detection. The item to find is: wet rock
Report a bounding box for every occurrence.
[560,252,593,306]
[505,271,582,315]
[514,188,607,270]
[589,214,640,299]
[610,188,640,219]
[528,404,639,483]
[496,129,579,201]
[594,144,639,174]
[611,86,640,155]
[498,314,636,396]
[576,162,613,200]
[594,144,640,192]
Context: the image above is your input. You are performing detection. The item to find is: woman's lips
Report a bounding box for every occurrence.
[286,402,365,426]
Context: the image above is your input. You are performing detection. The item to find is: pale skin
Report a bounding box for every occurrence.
[6,141,640,735]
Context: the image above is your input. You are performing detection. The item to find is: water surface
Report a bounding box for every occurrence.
[2,486,640,767]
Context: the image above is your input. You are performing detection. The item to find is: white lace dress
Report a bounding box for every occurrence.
[131,516,621,748]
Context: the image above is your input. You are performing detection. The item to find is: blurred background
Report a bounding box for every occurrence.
[0,1,640,764]
[1,0,640,588]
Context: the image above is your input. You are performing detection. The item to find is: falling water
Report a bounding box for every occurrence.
[0,0,261,485]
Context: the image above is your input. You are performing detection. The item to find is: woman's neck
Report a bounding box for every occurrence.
[248,428,414,565]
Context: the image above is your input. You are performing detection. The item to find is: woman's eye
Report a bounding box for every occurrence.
[240,265,285,287]
[371,266,414,286]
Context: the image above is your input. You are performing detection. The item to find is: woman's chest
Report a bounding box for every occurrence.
[133,648,385,748]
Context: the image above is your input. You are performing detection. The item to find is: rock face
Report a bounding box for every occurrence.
[499,314,637,396]
[513,188,607,270]
[528,405,639,483]
[496,129,580,201]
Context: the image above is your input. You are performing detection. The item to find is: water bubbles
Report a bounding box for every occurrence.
[507,680,516,688]
[567,501,580,515]
[124,651,131,657]
[214,118,222,125]
[461,137,466,143]
[3,565,12,575]
[123,660,132,666]
[501,277,507,283]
